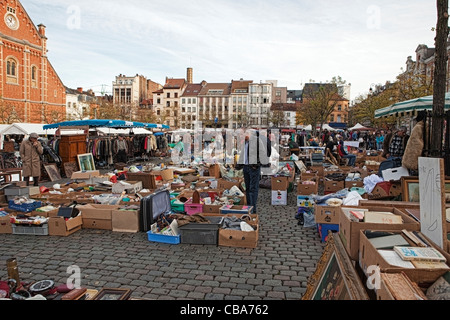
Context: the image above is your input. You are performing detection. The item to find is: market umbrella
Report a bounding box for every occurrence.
[349,123,373,131]
[374,92,450,118]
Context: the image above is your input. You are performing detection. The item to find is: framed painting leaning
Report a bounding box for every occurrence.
[302,232,369,301]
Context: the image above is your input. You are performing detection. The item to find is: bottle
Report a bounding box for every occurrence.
[6,258,20,285]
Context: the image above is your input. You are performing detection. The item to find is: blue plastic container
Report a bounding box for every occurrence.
[147,230,180,245]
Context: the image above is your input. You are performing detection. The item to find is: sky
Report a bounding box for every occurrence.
[20,0,438,102]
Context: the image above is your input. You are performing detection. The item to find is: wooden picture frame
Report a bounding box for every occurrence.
[63,162,78,179]
[77,153,96,171]
[92,288,131,301]
[402,177,450,203]
[44,164,61,182]
[302,233,369,300]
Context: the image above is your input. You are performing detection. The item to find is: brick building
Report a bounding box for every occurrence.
[0,0,66,124]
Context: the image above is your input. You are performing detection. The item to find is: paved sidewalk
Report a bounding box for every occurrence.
[0,188,324,300]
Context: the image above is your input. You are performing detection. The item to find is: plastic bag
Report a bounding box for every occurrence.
[303,209,316,228]
[297,207,316,228]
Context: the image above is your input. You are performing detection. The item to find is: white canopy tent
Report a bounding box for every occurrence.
[304,124,337,131]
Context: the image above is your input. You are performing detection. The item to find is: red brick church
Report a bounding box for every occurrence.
[0,0,66,124]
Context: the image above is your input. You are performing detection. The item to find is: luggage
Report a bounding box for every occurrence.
[140,190,172,232]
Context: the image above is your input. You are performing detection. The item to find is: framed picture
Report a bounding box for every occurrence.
[401,177,420,202]
[44,164,61,182]
[77,153,96,171]
[63,162,78,179]
[302,233,369,301]
[402,177,450,202]
[92,288,131,301]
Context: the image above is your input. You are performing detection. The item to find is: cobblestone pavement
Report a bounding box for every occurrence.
[0,188,325,300]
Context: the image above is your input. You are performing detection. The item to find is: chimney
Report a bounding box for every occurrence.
[187,67,193,84]
[37,24,46,37]
[77,87,83,93]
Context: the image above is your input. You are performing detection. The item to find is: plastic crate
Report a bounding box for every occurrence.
[184,200,203,216]
[8,200,42,213]
[147,230,180,245]
[171,199,185,213]
[179,216,224,245]
[12,224,48,236]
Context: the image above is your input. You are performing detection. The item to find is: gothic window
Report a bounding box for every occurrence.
[6,58,18,83]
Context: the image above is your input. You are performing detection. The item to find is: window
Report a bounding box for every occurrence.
[182,98,186,104]
[167,93,171,98]
[6,58,18,83]
[31,66,38,88]
[338,105,342,111]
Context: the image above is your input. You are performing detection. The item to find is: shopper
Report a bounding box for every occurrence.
[114,134,128,164]
[235,130,271,214]
[375,131,384,151]
[20,133,43,186]
[384,126,410,160]
[337,136,356,167]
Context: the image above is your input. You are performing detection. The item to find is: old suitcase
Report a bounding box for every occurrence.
[140,190,172,232]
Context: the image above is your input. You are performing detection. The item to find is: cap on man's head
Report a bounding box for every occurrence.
[30,133,39,139]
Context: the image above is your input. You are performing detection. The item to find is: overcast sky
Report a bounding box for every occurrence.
[21,0,438,102]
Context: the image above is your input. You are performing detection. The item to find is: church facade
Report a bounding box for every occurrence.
[0,0,66,124]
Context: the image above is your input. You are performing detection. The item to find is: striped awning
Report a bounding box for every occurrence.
[375,93,450,118]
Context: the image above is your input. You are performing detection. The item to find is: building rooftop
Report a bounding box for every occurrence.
[181,83,204,97]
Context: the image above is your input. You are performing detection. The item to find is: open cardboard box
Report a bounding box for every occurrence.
[324,180,345,193]
[359,229,450,286]
[0,215,12,234]
[112,208,141,233]
[339,206,420,261]
[78,204,119,230]
[314,204,341,224]
[203,213,259,249]
[48,215,83,237]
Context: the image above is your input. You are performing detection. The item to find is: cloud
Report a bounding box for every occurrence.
[21,0,438,100]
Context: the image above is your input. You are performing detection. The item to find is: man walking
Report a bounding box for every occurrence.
[236,130,271,214]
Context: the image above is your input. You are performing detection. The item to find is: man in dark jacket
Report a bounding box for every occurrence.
[235,130,271,214]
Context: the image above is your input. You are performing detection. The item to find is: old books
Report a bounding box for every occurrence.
[363,211,403,224]
[381,272,427,300]
[369,234,410,250]
[394,246,447,263]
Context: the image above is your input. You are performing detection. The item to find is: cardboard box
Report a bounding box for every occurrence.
[112,209,141,233]
[218,214,259,249]
[310,166,324,177]
[208,164,221,178]
[324,180,345,193]
[382,167,409,181]
[82,219,112,230]
[111,181,143,194]
[345,180,364,189]
[271,190,287,206]
[297,195,314,208]
[78,204,118,230]
[271,176,289,191]
[301,172,318,181]
[218,178,243,191]
[359,229,450,285]
[339,206,420,261]
[220,205,254,215]
[79,204,118,220]
[48,215,83,237]
[297,182,319,195]
[71,170,100,180]
[0,215,12,234]
[314,205,341,224]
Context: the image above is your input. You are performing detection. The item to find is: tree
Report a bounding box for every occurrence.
[431,0,449,157]
[268,109,287,127]
[297,83,339,136]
